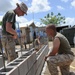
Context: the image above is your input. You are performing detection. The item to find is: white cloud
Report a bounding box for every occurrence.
[10,0,21,6]
[61,0,69,2]
[0,0,21,13]
[0,0,28,23]
[28,0,51,13]
[34,21,45,27]
[71,0,75,8]
[0,14,28,24]
[64,17,75,26]
[0,16,3,21]
[35,22,41,27]
[34,17,75,27]
[57,5,65,10]
[19,20,34,27]
[0,14,28,23]
[16,16,28,23]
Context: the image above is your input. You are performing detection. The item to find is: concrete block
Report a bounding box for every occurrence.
[0,67,13,75]
[0,56,3,68]
[7,62,19,67]
[36,47,45,67]
[35,45,49,75]
[6,67,19,75]
[0,45,49,75]
[27,51,36,70]
[36,59,44,75]
[27,61,37,75]
[18,59,28,75]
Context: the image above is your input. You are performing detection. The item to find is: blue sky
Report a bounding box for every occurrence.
[0,0,75,27]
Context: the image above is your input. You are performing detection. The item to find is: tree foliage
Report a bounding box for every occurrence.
[0,21,2,25]
[40,12,66,26]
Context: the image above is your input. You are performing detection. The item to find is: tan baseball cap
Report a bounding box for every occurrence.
[16,2,28,15]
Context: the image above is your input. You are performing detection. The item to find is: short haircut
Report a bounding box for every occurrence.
[46,24,56,32]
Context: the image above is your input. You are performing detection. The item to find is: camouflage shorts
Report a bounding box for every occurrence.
[1,35,17,62]
[46,54,74,75]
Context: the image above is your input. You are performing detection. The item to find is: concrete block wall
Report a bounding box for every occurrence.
[0,55,3,68]
[0,49,36,75]
[35,45,49,75]
[0,45,49,75]
[6,66,19,75]
[8,51,36,75]
[18,58,28,75]
[26,45,49,75]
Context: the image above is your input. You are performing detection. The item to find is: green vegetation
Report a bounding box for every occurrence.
[40,12,66,26]
[0,21,2,25]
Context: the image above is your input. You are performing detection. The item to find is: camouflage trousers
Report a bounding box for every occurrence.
[46,54,74,75]
[1,35,17,62]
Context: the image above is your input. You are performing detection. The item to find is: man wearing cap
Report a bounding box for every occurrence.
[1,2,28,62]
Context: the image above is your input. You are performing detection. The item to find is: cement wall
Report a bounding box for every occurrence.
[0,55,3,68]
[0,45,49,75]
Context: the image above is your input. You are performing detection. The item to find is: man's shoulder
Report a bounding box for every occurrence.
[7,10,15,14]
[55,33,64,38]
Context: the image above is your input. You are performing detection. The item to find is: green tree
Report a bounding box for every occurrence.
[40,12,65,26]
[0,21,2,25]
